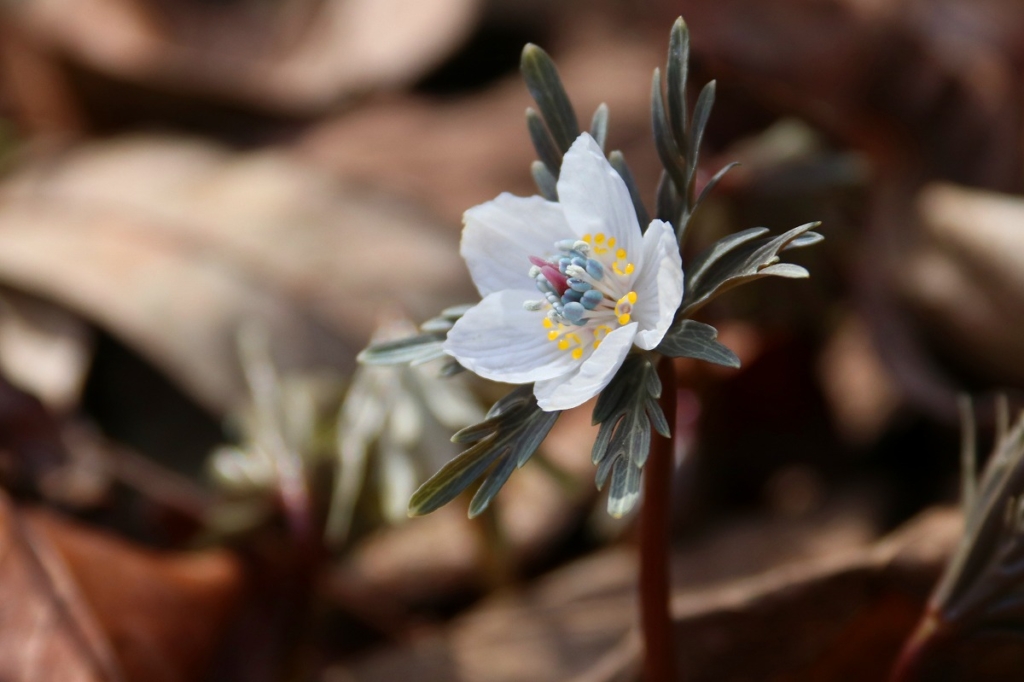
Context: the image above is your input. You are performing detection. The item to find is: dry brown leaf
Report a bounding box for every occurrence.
[3,0,481,115]
[0,289,93,413]
[296,16,666,228]
[664,0,1024,189]
[0,135,469,413]
[0,490,243,682]
[900,182,1024,389]
[330,497,916,682]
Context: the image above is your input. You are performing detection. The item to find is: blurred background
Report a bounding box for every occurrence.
[0,0,1023,680]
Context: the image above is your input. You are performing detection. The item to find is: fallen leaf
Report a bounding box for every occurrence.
[329,496,916,682]
[0,135,469,413]
[0,489,243,681]
[3,0,482,115]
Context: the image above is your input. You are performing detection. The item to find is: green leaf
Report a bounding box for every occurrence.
[651,69,688,195]
[590,103,609,151]
[521,44,579,153]
[666,17,690,149]
[531,161,558,201]
[526,107,562,176]
[679,161,739,242]
[591,354,665,517]
[357,304,473,367]
[607,457,643,518]
[609,150,650,229]
[692,162,739,216]
[657,320,739,367]
[687,81,716,190]
[681,221,822,317]
[409,386,560,518]
[357,333,446,366]
[685,227,769,288]
[655,171,679,225]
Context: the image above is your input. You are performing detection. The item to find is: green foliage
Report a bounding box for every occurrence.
[680,222,823,318]
[357,305,470,374]
[657,320,739,367]
[355,16,824,520]
[408,386,560,518]
[590,354,668,517]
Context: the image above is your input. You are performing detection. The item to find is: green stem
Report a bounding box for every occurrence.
[640,357,677,681]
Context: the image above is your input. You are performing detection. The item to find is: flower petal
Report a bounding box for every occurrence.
[632,220,683,350]
[443,290,580,383]
[557,133,641,259]
[533,323,637,411]
[462,193,573,297]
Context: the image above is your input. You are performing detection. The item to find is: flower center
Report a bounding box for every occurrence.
[524,233,638,358]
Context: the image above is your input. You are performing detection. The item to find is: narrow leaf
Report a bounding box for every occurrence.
[646,398,671,438]
[666,17,690,148]
[685,227,769,291]
[358,334,446,365]
[526,107,563,175]
[521,44,579,153]
[468,450,518,518]
[514,409,560,467]
[607,458,642,518]
[651,69,689,194]
[682,221,821,316]
[531,161,558,201]
[609,151,651,229]
[590,103,609,151]
[784,231,825,250]
[655,170,679,225]
[408,438,504,515]
[687,80,716,191]
[692,162,739,215]
[657,320,740,367]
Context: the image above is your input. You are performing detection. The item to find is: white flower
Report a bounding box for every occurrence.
[444,133,684,411]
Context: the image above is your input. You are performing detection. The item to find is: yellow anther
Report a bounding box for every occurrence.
[618,314,631,325]
[616,248,626,260]
[543,317,554,329]
[627,291,637,304]
[558,339,570,351]
[624,263,634,275]
[583,234,592,243]
[572,348,584,360]
[607,237,616,248]
[595,233,605,243]
[548,331,560,341]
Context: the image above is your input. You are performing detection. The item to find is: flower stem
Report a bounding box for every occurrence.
[890,608,944,682]
[640,357,677,682]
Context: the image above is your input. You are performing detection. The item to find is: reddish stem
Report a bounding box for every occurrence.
[640,357,677,682]
[890,608,944,682]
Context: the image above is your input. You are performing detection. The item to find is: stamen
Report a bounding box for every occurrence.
[562,289,583,304]
[568,278,592,292]
[563,302,586,325]
[581,290,603,310]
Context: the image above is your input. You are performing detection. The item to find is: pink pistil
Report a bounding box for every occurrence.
[530,256,569,296]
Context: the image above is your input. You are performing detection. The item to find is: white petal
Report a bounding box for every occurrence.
[462,193,573,297]
[534,323,637,411]
[557,133,641,259]
[632,220,683,350]
[443,290,580,383]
